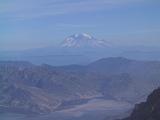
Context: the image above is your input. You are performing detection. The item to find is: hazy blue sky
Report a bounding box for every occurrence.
[0,0,160,50]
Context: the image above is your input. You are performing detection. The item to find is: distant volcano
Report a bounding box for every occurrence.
[61,33,110,48]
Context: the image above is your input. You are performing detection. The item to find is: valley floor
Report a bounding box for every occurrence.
[0,99,133,120]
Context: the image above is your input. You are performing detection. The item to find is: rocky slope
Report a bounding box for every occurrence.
[0,61,100,114]
[1,57,160,114]
[121,87,160,120]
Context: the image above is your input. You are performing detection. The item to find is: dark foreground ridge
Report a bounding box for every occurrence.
[121,87,160,120]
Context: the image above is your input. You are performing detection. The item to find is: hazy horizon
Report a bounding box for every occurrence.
[0,0,160,51]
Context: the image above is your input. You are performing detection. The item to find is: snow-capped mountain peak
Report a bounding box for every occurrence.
[72,33,92,39]
[61,33,109,48]
[81,33,92,39]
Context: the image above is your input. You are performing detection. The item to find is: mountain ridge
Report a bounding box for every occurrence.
[121,87,160,120]
[1,57,160,114]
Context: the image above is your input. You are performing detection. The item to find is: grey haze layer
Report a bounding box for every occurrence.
[1,34,160,66]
